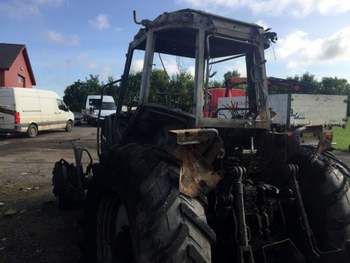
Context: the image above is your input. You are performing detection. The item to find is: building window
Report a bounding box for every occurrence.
[17,74,25,87]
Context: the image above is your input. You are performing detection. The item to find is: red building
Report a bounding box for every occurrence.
[0,43,36,88]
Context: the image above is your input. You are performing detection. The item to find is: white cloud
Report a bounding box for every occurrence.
[255,20,268,29]
[177,0,350,17]
[234,61,247,77]
[276,26,350,68]
[156,55,195,76]
[36,0,64,6]
[100,65,113,80]
[0,0,64,18]
[114,27,123,32]
[162,59,180,76]
[187,66,195,76]
[87,62,97,69]
[76,53,88,60]
[89,14,110,30]
[221,60,247,78]
[47,30,80,46]
[317,0,350,15]
[74,53,98,71]
[130,59,144,73]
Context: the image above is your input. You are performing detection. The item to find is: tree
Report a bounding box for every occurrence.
[287,72,320,93]
[122,70,194,112]
[169,71,194,112]
[63,75,121,112]
[64,68,244,113]
[209,80,223,88]
[286,73,350,96]
[65,70,348,116]
[320,77,350,95]
[123,72,142,106]
[63,80,87,112]
[223,70,241,83]
[104,76,120,101]
[149,69,171,103]
[287,73,350,116]
[63,75,102,112]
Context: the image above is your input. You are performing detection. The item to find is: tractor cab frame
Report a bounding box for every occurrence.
[117,9,275,129]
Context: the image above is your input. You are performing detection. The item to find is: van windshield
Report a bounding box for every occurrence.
[89,99,116,110]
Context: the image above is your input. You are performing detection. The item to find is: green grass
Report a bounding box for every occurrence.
[333,120,350,151]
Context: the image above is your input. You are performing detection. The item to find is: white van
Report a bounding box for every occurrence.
[82,95,116,124]
[0,88,74,137]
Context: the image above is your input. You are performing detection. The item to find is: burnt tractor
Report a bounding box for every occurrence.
[53,9,350,263]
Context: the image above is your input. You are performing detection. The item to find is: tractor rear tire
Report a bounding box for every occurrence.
[85,144,214,263]
[129,189,213,263]
[293,146,350,261]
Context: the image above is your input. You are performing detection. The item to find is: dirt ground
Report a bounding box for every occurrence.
[0,126,97,263]
[1,127,350,263]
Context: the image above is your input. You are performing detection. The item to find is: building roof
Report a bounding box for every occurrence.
[0,43,24,70]
[0,43,36,85]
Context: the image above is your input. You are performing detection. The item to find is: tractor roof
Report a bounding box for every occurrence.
[185,9,262,28]
[131,9,266,58]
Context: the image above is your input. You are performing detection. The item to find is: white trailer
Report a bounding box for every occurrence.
[269,94,348,129]
[217,93,348,145]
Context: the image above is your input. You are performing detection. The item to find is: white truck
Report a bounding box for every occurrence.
[0,87,74,137]
[82,95,116,125]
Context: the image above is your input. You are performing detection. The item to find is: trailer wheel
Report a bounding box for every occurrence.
[65,120,73,132]
[293,146,350,261]
[85,145,213,263]
[27,123,38,138]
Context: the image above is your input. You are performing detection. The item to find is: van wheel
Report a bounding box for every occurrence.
[65,120,73,132]
[27,124,38,138]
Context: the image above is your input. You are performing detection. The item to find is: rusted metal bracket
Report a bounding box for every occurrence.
[176,148,222,197]
[169,128,219,145]
[170,128,223,197]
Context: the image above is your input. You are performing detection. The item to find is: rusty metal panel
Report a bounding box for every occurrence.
[170,128,223,197]
[176,147,221,197]
[169,128,218,145]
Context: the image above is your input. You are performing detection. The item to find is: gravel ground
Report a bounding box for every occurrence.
[0,126,97,263]
[0,127,349,263]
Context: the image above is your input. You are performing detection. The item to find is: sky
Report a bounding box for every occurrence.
[1,0,350,96]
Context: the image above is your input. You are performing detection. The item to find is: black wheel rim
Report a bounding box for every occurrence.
[96,197,133,263]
